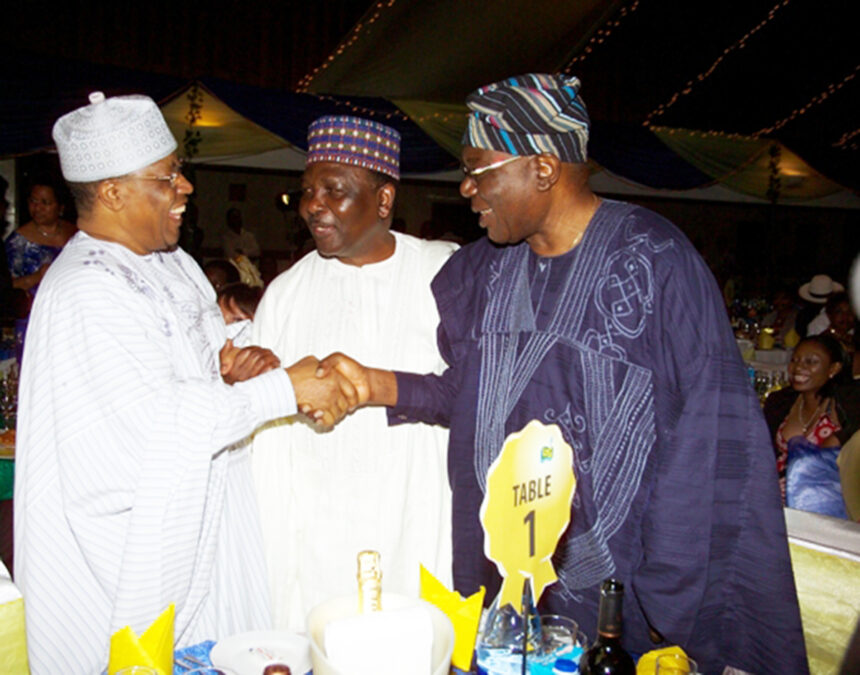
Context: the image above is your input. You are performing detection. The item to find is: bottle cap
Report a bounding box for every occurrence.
[553,658,578,673]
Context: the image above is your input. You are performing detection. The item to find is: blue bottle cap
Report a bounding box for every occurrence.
[553,658,578,673]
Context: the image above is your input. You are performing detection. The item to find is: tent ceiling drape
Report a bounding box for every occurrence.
[1,0,856,204]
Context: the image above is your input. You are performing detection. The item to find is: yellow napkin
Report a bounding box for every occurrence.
[636,645,689,674]
[108,604,174,675]
[419,565,485,671]
[0,594,28,673]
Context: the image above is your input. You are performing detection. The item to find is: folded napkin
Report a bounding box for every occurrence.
[420,564,484,671]
[108,604,174,675]
[0,560,28,674]
[636,645,690,674]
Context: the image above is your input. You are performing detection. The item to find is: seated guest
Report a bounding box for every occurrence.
[217,282,263,346]
[763,334,860,507]
[808,291,856,354]
[202,258,241,292]
[761,286,798,347]
[800,274,844,337]
[4,177,76,298]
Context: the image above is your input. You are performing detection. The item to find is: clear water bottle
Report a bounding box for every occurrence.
[476,580,542,675]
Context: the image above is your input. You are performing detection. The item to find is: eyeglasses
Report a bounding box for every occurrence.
[127,171,184,188]
[461,155,523,179]
[120,163,186,189]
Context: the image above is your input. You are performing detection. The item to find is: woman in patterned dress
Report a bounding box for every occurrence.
[763,333,859,512]
[4,178,76,298]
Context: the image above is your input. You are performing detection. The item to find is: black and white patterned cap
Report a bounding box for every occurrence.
[462,73,590,163]
[52,91,178,182]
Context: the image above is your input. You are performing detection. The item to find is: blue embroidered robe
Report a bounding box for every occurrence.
[391,201,807,674]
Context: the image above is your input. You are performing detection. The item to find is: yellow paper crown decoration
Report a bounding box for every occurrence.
[420,565,485,671]
[108,604,174,675]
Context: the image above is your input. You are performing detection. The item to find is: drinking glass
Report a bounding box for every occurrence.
[539,614,579,653]
[656,653,698,674]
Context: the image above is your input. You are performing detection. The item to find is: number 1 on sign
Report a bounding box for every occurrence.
[524,509,535,557]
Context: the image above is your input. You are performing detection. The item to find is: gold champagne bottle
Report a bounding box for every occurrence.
[356,550,382,613]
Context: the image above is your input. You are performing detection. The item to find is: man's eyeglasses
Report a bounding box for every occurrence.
[121,164,186,189]
[461,155,523,179]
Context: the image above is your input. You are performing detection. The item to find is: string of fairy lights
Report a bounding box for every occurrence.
[644,0,792,127]
[295,0,464,124]
[834,128,859,151]
[645,65,858,149]
[296,0,397,93]
[292,0,856,150]
[751,64,859,139]
[310,93,409,122]
[562,0,640,71]
[640,0,856,151]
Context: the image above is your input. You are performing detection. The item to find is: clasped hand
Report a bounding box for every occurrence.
[287,355,370,428]
[220,339,281,384]
[220,342,374,429]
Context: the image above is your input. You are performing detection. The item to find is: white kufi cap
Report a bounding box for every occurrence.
[52,91,178,182]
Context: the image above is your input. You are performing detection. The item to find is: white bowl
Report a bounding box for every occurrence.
[306,592,454,675]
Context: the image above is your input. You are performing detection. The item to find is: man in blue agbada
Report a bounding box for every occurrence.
[321,73,807,674]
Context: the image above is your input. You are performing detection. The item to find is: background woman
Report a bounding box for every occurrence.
[4,177,76,298]
[764,333,859,514]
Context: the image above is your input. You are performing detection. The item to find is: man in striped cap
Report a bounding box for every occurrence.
[319,75,807,674]
[250,115,457,631]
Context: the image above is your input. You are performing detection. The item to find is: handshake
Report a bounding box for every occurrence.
[220,341,392,428]
[287,354,374,427]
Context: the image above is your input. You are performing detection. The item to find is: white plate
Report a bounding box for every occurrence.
[210,630,312,675]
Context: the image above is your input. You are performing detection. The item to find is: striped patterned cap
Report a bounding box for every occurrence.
[463,74,589,163]
[306,115,400,180]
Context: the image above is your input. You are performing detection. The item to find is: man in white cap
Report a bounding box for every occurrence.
[13,92,357,672]
[250,115,456,630]
[799,273,845,336]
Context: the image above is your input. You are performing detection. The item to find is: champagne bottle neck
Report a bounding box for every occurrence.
[357,550,382,613]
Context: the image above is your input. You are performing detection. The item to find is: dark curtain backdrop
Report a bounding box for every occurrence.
[6,2,373,90]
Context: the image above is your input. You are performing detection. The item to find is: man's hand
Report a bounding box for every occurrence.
[315,353,372,405]
[220,339,282,384]
[317,352,397,407]
[286,356,360,428]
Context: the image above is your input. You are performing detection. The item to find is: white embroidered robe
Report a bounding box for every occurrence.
[14,232,296,673]
[251,232,455,631]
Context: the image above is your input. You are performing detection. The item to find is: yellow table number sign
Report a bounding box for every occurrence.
[480,420,576,611]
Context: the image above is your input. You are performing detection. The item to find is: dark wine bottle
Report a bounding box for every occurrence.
[579,578,636,675]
